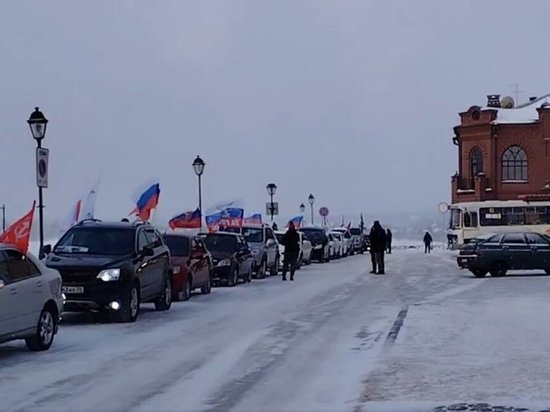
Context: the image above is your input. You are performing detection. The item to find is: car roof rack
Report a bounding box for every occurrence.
[76,218,102,225]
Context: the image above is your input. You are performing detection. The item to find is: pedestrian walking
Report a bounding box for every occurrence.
[280,222,300,281]
[386,228,393,254]
[423,231,433,253]
[369,220,387,274]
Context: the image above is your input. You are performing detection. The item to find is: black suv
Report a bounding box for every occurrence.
[45,220,172,322]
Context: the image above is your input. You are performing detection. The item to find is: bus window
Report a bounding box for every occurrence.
[463,211,478,228]
[449,208,462,229]
[480,208,504,226]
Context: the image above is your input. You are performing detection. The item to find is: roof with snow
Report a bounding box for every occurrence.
[482,93,550,124]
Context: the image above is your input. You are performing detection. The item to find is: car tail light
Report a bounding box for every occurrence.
[50,277,62,296]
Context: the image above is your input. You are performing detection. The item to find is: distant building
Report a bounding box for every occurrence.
[452,93,550,204]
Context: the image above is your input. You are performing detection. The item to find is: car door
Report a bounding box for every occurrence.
[501,233,530,270]
[0,251,17,337]
[265,228,277,266]
[136,229,157,301]
[3,249,43,332]
[238,237,253,275]
[525,232,550,269]
[145,229,168,297]
[190,237,207,286]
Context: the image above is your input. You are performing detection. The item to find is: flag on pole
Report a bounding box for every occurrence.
[169,208,201,229]
[244,213,262,224]
[131,183,160,221]
[0,202,36,253]
[288,215,303,228]
[80,176,101,221]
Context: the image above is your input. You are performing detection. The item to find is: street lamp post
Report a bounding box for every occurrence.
[27,107,48,259]
[266,183,277,222]
[308,194,315,225]
[0,204,5,233]
[299,203,305,214]
[192,155,205,228]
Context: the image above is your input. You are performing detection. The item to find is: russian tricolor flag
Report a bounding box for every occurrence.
[288,215,303,228]
[169,208,201,229]
[244,213,262,225]
[132,183,160,221]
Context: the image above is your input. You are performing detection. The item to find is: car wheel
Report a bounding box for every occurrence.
[471,269,488,278]
[227,266,238,287]
[257,259,267,279]
[201,274,212,294]
[490,263,507,278]
[25,305,57,351]
[155,275,173,311]
[116,282,140,323]
[270,258,279,276]
[181,277,192,301]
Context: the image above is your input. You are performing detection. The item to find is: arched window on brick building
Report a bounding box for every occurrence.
[502,145,528,181]
[470,147,483,177]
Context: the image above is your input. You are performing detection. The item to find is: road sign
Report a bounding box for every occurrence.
[36,147,49,188]
[438,202,449,214]
[266,202,279,216]
[319,207,329,217]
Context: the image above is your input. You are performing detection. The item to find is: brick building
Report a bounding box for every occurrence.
[452,94,550,204]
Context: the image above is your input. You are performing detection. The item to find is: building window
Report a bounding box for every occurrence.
[470,147,483,177]
[501,145,528,181]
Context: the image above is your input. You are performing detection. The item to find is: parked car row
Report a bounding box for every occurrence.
[0,219,369,351]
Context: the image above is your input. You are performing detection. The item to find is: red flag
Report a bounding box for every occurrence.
[0,202,36,253]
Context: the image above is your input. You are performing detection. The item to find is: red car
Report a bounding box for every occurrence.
[163,234,213,301]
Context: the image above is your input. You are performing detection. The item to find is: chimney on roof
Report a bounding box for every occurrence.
[530,96,538,102]
[487,94,501,108]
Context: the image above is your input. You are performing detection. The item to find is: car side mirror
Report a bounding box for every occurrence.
[42,244,52,255]
[141,246,155,257]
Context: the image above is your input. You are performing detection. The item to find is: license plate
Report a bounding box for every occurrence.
[62,286,84,294]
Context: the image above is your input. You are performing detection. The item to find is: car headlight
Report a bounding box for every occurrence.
[218,259,231,267]
[97,268,121,282]
[172,266,180,274]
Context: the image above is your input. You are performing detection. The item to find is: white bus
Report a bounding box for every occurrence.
[448,200,550,247]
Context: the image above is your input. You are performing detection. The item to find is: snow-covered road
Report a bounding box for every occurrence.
[3,250,550,412]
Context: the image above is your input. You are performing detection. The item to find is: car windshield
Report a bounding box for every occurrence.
[301,229,324,242]
[242,227,263,243]
[55,227,135,255]
[163,235,190,257]
[202,235,237,253]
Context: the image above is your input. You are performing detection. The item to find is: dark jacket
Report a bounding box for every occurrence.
[386,229,393,243]
[369,222,387,253]
[282,227,300,255]
[423,232,433,244]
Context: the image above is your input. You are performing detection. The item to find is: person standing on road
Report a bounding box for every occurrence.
[281,222,300,281]
[386,228,393,254]
[423,231,433,253]
[369,221,387,275]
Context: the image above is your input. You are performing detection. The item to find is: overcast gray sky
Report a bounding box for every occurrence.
[1,0,549,228]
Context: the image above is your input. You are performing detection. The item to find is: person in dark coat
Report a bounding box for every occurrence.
[386,228,393,254]
[369,221,387,274]
[423,231,433,253]
[281,222,300,281]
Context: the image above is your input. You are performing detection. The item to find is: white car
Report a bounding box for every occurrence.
[331,228,353,256]
[0,246,64,351]
[275,231,313,269]
[328,232,342,259]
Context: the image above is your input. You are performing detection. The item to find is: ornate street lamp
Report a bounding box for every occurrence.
[266,183,277,222]
[192,155,205,228]
[308,194,315,225]
[27,107,48,258]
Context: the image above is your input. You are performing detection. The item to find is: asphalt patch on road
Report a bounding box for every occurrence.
[431,403,549,411]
